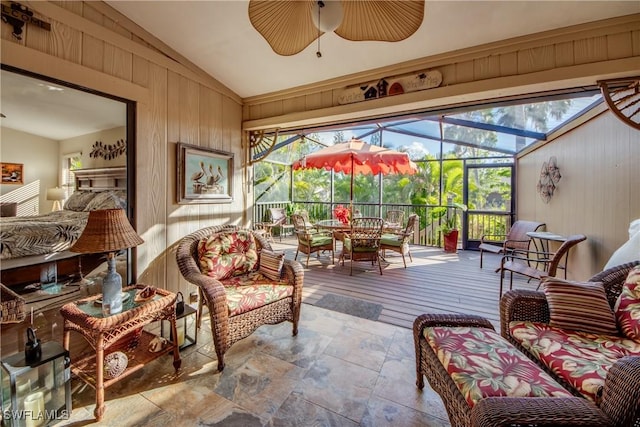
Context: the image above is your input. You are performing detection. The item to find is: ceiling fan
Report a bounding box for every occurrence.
[248,0,425,57]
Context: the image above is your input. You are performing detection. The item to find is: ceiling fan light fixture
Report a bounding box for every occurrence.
[311,1,343,33]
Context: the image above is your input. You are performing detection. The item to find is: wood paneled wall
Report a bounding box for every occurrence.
[243,14,640,132]
[517,111,640,279]
[1,1,245,296]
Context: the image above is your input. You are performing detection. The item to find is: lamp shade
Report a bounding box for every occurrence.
[70,209,144,254]
[46,187,65,201]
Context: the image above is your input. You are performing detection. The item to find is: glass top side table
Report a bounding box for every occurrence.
[60,284,181,421]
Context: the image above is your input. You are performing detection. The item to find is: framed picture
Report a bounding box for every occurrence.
[177,143,233,204]
[1,162,24,185]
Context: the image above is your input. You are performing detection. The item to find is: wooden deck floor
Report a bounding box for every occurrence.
[271,237,538,330]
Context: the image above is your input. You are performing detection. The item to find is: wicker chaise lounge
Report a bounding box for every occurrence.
[414,313,640,427]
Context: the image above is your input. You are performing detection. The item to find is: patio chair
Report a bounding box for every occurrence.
[255,207,288,242]
[175,225,303,371]
[291,213,334,267]
[498,234,586,296]
[479,220,546,269]
[294,209,316,231]
[380,213,419,268]
[383,209,405,232]
[340,217,384,275]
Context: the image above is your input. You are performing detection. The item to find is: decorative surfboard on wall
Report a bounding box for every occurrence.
[338,69,442,105]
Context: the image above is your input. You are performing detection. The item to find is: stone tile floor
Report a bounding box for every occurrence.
[60,304,451,426]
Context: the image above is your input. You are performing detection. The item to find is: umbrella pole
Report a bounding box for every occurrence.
[350,156,354,220]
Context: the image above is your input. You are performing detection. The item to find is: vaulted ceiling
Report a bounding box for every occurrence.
[106,1,640,98]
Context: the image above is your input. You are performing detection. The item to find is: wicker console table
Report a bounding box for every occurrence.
[60,285,181,421]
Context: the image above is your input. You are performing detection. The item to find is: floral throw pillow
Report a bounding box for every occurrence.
[614,265,640,341]
[543,277,619,336]
[198,231,258,280]
[259,250,285,281]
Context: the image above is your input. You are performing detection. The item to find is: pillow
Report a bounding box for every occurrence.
[543,277,619,336]
[259,250,285,281]
[614,265,640,341]
[84,191,126,211]
[197,230,258,280]
[63,191,97,211]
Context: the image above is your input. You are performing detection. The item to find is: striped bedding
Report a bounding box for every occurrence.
[0,210,89,260]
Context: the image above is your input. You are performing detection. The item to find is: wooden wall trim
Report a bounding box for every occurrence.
[243,13,640,105]
[22,0,242,104]
[243,57,639,132]
[1,41,149,104]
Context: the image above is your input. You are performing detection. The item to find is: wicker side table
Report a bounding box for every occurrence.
[60,284,181,421]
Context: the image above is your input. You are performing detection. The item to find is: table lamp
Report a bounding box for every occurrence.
[70,209,143,314]
[46,187,65,211]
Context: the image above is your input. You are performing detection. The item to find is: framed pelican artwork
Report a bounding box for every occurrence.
[177,142,233,204]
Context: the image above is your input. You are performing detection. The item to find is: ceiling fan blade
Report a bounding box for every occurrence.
[248,0,320,56]
[336,0,424,42]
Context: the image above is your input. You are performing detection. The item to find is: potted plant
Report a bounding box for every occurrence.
[440,203,467,253]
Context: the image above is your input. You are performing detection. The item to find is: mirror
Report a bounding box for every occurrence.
[0,65,135,298]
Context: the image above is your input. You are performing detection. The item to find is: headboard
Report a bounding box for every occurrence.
[74,166,127,192]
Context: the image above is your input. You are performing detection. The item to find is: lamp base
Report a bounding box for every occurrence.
[102,255,123,314]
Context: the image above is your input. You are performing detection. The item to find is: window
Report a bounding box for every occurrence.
[61,152,82,199]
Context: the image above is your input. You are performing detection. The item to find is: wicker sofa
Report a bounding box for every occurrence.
[499,261,640,424]
[176,225,303,371]
[414,261,640,427]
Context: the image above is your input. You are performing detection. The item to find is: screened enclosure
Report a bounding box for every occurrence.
[252,90,603,249]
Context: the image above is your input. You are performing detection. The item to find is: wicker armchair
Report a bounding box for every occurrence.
[340,217,384,275]
[291,213,334,267]
[380,213,419,268]
[383,209,405,232]
[176,225,303,371]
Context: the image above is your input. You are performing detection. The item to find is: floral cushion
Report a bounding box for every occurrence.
[344,237,379,252]
[198,230,258,280]
[424,326,571,408]
[614,265,640,341]
[221,272,292,316]
[509,321,640,401]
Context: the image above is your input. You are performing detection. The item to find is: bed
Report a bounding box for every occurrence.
[0,166,127,287]
[0,167,126,260]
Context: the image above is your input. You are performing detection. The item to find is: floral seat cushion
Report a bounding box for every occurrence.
[509,321,640,401]
[424,326,571,408]
[344,237,379,252]
[198,230,259,280]
[221,272,293,316]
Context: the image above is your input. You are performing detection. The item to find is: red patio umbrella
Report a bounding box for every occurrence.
[292,137,418,212]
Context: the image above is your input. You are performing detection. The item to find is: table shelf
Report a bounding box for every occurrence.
[71,331,177,389]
